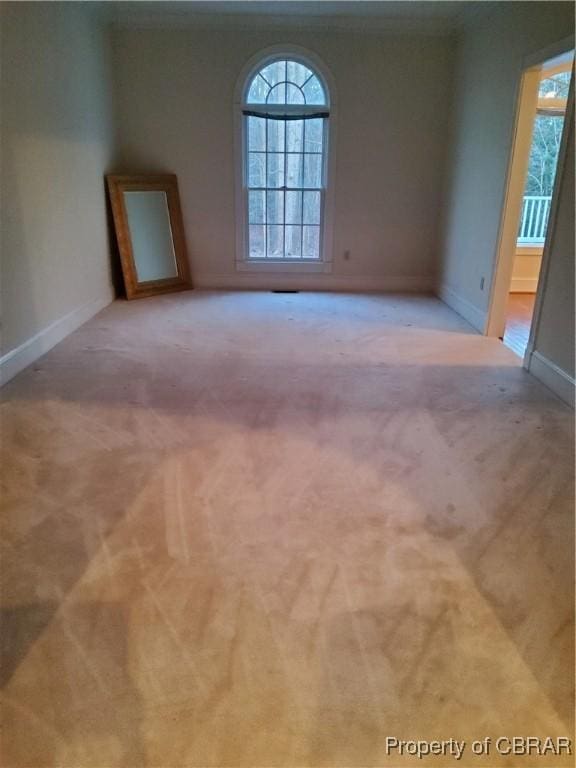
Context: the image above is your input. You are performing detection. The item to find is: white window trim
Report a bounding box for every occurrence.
[233,45,337,273]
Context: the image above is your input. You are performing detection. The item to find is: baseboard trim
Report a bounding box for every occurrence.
[526,350,575,408]
[436,283,487,332]
[194,272,434,292]
[510,277,538,293]
[0,291,114,387]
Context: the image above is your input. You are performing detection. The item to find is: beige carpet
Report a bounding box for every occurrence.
[1,291,574,767]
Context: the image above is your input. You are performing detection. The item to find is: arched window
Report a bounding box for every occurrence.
[240,56,331,263]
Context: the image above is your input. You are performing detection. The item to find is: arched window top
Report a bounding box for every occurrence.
[246,59,327,107]
[539,70,571,100]
[235,47,334,266]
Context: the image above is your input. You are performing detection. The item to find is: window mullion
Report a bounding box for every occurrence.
[265,118,268,258]
[243,60,329,263]
[300,120,306,257]
[283,118,287,258]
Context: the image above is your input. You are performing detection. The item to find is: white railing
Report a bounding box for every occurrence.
[517,195,552,244]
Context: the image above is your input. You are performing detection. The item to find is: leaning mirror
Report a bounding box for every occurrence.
[107,174,191,299]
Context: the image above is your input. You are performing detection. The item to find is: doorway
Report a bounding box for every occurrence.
[487,47,574,359]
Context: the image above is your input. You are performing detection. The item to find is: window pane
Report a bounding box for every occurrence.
[248,116,265,151]
[285,225,302,257]
[267,119,285,152]
[539,71,571,99]
[302,75,326,105]
[267,83,286,105]
[244,91,327,262]
[286,154,303,188]
[249,225,265,258]
[286,84,305,105]
[285,191,302,224]
[267,153,284,188]
[248,153,265,188]
[260,60,286,87]
[524,114,564,196]
[304,119,323,153]
[266,190,284,224]
[247,74,269,104]
[248,190,265,224]
[303,191,321,224]
[303,154,322,188]
[267,225,284,257]
[303,226,320,258]
[287,61,311,87]
[286,120,303,152]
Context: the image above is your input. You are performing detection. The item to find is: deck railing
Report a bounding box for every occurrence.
[517,195,552,245]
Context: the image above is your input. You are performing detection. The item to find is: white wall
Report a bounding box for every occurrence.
[1,3,573,398]
[111,25,454,290]
[437,2,574,331]
[0,2,116,383]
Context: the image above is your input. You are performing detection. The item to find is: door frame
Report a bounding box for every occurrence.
[485,36,574,344]
[525,73,574,368]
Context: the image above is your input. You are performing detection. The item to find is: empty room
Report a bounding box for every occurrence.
[0,2,574,767]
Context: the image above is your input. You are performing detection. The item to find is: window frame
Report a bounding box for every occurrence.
[234,46,336,274]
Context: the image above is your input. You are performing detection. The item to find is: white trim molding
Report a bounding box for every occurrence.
[436,283,487,332]
[515,245,543,256]
[510,278,538,293]
[525,350,575,408]
[0,292,113,387]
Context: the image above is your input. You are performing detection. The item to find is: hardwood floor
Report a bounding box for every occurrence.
[503,292,536,358]
[1,292,573,766]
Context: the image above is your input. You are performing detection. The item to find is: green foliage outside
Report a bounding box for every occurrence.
[525,72,571,197]
[524,114,564,196]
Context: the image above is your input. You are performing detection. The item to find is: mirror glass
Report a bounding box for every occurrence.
[123,190,178,282]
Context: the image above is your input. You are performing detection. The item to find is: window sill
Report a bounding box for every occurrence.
[236,259,332,274]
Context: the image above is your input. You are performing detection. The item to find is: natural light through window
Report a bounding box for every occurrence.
[242,59,329,261]
[517,65,571,245]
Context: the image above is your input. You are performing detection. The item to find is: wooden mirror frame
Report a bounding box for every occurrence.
[107,174,192,300]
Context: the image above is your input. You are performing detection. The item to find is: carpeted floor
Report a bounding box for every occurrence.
[1,291,574,767]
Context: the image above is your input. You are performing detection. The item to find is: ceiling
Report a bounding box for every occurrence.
[109,0,496,33]
[124,1,464,19]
